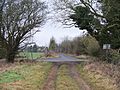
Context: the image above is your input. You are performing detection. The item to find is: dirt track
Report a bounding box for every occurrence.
[68,63,91,90]
[43,62,91,90]
[43,63,60,90]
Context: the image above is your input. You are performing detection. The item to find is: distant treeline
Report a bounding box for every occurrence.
[59,36,100,56]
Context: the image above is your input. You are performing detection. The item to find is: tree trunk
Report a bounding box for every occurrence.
[6,51,16,63]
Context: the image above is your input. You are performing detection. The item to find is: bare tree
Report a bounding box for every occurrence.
[0,0,5,31]
[0,0,48,63]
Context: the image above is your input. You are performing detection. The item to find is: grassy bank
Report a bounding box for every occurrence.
[0,62,52,90]
[76,62,117,90]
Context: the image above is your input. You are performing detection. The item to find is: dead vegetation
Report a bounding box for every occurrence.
[81,61,120,90]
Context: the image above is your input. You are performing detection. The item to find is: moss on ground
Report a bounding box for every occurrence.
[0,71,23,83]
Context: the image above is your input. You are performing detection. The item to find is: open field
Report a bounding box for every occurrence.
[19,52,44,60]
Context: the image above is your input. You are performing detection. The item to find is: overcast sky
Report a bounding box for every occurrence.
[33,21,84,46]
[33,0,84,46]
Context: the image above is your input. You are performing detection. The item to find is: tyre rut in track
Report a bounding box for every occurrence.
[43,63,61,90]
[43,62,91,90]
[68,62,91,90]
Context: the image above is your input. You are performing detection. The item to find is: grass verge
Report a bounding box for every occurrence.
[77,63,117,90]
[0,62,52,90]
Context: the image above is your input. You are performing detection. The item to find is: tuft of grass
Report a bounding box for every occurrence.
[0,62,52,90]
[56,65,79,90]
[77,63,117,90]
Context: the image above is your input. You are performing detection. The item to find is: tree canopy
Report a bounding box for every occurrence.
[49,37,57,51]
[53,0,120,49]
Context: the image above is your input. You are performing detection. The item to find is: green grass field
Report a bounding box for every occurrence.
[19,52,44,60]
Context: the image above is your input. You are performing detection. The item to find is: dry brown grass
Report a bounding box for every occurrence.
[82,61,120,90]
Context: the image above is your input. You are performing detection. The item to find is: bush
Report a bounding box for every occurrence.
[82,36,100,57]
[99,50,120,64]
[109,50,120,64]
